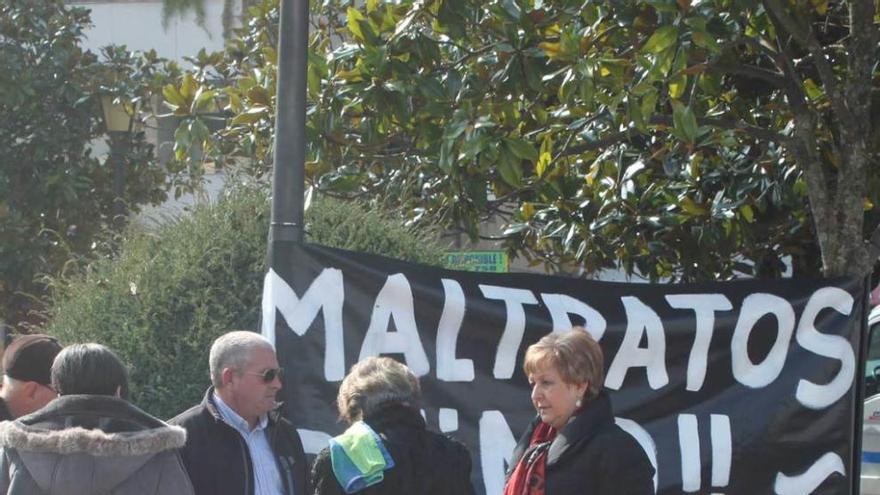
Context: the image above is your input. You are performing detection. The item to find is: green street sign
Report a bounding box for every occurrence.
[445,250,509,273]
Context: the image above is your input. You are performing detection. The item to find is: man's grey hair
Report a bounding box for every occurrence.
[209,331,274,388]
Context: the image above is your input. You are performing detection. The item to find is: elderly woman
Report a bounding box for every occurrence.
[0,343,194,495]
[504,329,654,495]
[311,356,475,495]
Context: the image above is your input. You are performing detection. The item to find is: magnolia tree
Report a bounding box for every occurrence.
[0,0,177,329]
[169,0,879,280]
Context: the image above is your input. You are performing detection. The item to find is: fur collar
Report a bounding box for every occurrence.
[0,420,186,456]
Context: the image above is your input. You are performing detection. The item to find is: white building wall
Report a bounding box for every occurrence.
[67,0,233,63]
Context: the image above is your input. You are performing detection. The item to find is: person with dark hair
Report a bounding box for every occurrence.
[0,334,62,420]
[311,356,476,495]
[170,331,308,495]
[0,343,194,494]
[504,328,654,495]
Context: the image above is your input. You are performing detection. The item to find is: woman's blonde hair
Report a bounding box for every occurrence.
[337,356,421,423]
[523,327,604,400]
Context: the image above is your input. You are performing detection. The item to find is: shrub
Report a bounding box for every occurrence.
[45,182,445,418]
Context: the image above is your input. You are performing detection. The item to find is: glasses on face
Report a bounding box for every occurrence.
[246,367,284,383]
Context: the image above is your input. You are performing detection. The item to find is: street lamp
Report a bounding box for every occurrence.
[99,95,137,227]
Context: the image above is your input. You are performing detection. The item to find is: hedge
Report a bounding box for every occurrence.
[45,182,445,418]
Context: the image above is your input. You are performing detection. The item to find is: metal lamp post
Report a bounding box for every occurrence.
[100,95,135,228]
[270,0,309,244]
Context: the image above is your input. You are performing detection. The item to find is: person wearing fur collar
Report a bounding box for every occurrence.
[0,343,194,495]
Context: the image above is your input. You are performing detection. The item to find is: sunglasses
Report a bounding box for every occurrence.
[246,367,284,383]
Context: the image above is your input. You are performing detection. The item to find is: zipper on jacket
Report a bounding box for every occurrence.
[268,420,295,495]
[279,456,295,495]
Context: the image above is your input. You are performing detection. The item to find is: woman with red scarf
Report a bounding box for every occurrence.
[504,329,655,495]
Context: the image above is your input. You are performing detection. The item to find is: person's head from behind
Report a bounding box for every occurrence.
[523,328,604,430]
[337,356,420,424]
[51,343,129,398]
[210,331,282,426]
[1,334,63,418]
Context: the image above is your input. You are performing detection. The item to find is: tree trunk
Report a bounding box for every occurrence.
[772,0,877,278]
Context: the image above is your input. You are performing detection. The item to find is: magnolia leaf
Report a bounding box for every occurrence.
[640,90,658,123]
[539,41,562,60]
[191,88,217,113]
[669,75,687,99]
[262,46,278,65]
[180,73,197,100]
[505,138,539,162]
[392,9,419,39]
[691,30,720,52]
[803,78,823,101]
[622,160,646,182]
[642,25,678,54]
[680,196,708,216]
[501,0,522,21]
[740,204,755,222]
[223,87,242,111]
[536,151,552,177]
[497,147,524,187]
[503,223,529,235]
[230,106,268,125]
[671,100,699,144]
[247,86,270,106]
[336,68,364,82]
[162,84,186,107]
[347,7,366,41]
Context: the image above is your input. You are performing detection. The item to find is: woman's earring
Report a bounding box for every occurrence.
[575,397,582,408]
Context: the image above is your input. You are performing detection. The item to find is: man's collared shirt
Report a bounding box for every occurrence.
[213,392,287,495]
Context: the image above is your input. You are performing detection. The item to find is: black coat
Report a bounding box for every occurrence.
[170,388,309,495]
[311,404,476,495]
[508,392,655,495]
[0,398,11,421]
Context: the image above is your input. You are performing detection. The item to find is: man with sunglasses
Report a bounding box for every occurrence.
[171,331,309,495]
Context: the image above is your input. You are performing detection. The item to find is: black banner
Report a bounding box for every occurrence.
[261,242,867,494]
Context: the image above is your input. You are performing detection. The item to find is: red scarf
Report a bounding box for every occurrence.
[503,422,558,495]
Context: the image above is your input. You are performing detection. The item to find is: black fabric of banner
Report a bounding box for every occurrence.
[263,241,866,495]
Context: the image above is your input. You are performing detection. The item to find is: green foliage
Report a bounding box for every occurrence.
[0,0,176,329]
[172,0,879,280]
[45,183,446,418]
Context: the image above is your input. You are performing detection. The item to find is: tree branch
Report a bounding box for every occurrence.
[559,115,792,158]
[763,7,832,201]
[845,0,877,130]
[711,62,787,88]
[719,35,783,70]
[560,129,637,156]
[762,0,854,130]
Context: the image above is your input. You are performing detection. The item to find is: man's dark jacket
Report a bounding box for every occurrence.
[170,388,309,495]
[507,392,655,495]
[311,403,476,495]
[0,398,11,421]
